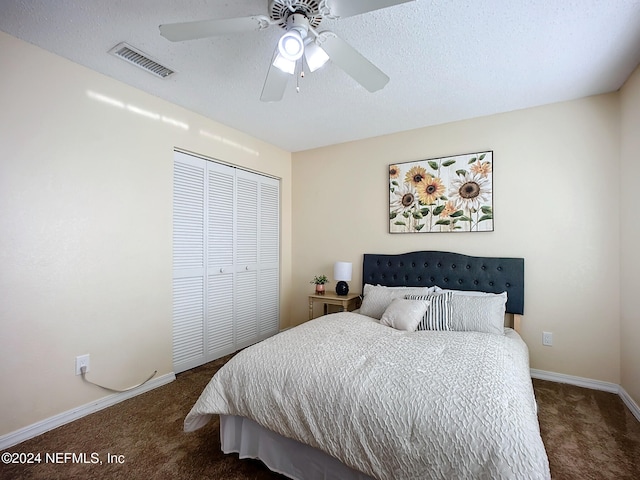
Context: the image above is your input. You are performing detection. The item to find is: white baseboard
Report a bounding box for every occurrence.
[0,372,175,451]
[619,386,640,423]
[531,369,640,423]
[530,368,619,393]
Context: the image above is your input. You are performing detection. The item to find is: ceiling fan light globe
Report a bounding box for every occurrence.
[278,30,304,61]
[304,41,330,72]
[272,53,296,74]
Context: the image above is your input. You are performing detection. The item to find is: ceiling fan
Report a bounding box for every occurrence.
[159,0,415,102]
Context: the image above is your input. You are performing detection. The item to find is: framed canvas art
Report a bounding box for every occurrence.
[389,151,493,233]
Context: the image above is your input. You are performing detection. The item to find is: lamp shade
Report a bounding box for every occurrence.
[334,262,352,281]
[334,262,352,296]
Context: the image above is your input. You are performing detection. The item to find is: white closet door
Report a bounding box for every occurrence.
[173,151,280,372]
[172,153,206,372]
[207,161,236,358]
[258,178,280,337]
[235,170,259,349]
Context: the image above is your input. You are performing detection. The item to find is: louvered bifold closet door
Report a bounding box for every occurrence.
[207,161,236,360]
[234,169,280,348]
[173,151,280,372]
[173,153,206,373]
[235,170,260,349]
[258,177,280,337]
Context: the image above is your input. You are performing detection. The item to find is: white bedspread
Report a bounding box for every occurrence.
[184,312,550,480]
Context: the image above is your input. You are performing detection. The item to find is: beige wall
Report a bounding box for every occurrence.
[0,32,292,436]
[292,94,622,385]
[2,28,637,439]
[620,64,640,402]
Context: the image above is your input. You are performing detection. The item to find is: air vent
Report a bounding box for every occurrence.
[109,42,175,79]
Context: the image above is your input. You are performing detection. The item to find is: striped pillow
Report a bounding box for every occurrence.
[405,292,453,331]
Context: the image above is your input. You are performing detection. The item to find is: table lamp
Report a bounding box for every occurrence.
[334,261,352,296]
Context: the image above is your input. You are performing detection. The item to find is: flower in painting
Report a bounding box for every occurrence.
[416,175,445,205]
[450,172,492,211]
[389,165,400,179]
[404,165,428,187]
[440,201,457,218]
[471,161,492,177]
[390,183,420,214]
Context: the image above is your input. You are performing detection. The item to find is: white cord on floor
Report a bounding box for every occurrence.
[80,366,157,392]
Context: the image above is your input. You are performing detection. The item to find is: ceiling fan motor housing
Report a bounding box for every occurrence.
[269,0,323,29]
[286,13,310,36]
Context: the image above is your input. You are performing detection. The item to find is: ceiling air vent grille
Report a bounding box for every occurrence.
[109,42,175,79]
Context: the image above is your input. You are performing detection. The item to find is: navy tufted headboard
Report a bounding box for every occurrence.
[362,251,524,315]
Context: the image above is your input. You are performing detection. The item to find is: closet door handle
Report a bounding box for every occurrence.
[245,266,250,271]
[219,268,225,273]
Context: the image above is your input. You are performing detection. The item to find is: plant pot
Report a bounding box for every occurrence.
[315,284,325,295]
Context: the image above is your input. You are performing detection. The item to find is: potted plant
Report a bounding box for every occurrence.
[311,275,329,295]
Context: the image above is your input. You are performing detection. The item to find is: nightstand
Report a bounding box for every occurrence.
[308,292,361,320]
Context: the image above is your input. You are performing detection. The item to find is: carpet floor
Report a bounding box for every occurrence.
[1,356,639,479]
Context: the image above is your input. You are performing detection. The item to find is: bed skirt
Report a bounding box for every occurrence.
[220,415,374,480]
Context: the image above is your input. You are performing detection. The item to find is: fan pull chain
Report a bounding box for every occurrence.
[296,59,304,93]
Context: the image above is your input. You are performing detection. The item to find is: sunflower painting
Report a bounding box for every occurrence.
[389,151,493,233]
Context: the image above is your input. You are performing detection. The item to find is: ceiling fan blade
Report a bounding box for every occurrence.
[318,33,389,92]
[322,0,414,18]
[260,54,292,102]
[159,15,272,42]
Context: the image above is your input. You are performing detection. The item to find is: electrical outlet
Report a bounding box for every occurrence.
[75,354,90,375]
[542,332,553,346]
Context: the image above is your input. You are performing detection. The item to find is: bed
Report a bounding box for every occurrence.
[184,251,550,480]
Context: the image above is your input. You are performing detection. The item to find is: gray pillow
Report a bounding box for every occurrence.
[449,292,507,335]
[379,298,431,332]
[360,284,436,319]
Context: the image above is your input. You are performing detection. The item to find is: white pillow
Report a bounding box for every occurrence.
[441,288,495,296]
[360,284,436,319]
[379,298,430,332]
[449,291,507,335]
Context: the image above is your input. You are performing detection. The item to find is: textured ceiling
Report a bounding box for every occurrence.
[2,0,640,152]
